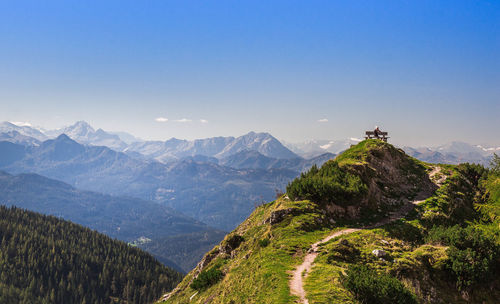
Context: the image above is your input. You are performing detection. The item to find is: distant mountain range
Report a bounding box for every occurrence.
[0,170,210,241]
[0,121,48,141]
[0,121,337,272]
[1,121,300,161]
[126,131,298,163]
[2,120,497,166]
[402,141,498,166]
[283,138,363,158]
[0,134,313,231]
[42,121,130,150]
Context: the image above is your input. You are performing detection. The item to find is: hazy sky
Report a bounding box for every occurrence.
[0,0,498,146]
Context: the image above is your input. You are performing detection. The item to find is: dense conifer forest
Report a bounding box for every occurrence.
[0,206,183,304]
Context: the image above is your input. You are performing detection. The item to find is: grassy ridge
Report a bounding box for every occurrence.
[160,142,500,304]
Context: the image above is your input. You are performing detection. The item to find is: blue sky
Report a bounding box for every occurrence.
[0,0,498,146]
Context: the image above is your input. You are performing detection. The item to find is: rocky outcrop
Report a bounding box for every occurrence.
[191,234,244,277]
[219,234,244,255]
[323,142,438,221]
[263,208,300,225]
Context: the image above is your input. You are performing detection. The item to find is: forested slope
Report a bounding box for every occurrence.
[0,206,182,304]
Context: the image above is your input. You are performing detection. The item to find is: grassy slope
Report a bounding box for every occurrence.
[160,141,499,304]
[162,197,337,303]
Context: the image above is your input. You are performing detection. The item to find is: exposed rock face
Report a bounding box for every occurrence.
[219,234,244,255]
[324,142,438,220]
[162,245,223,301]
[196,250,219,273]
[190,234,245,279]
[263,208,299,225]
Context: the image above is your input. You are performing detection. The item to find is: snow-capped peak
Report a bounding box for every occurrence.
[9,121,32,127]
[63,121,95,138]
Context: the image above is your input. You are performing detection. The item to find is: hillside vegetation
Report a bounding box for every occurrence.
[0,206,182,304]
[160,140,499,304]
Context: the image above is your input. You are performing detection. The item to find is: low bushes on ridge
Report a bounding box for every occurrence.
[286,162,367,206]
[340,265,418,304]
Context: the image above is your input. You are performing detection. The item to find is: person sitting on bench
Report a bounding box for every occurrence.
[374,126,381,138]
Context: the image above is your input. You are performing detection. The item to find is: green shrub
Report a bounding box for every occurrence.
[286,162,368,206]
[340,265,418,304]
[383,221,423,245]
[420,163,488,227]
[258,238,270,247]
[476,156,500,240]
[427,225,499,290]
[488,153,500,177]
[190,266,224,291]
[425,225,463,245]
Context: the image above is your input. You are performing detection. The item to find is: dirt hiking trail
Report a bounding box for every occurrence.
[289,166,442,304]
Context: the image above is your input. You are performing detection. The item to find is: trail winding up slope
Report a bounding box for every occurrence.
[289,166,443,303]
[289,199,426,304]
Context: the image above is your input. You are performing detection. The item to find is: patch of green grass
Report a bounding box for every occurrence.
[334,139,385,166]
[161,198,337,304]
[417,163,488,227]
[476,169,500,242]
[305,262,356,304]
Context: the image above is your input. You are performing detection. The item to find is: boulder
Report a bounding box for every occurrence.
[220,234,244,255]
[372,249,387,257]
[263,208,298,225]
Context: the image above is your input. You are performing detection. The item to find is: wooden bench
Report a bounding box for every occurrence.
[365,131,389,142]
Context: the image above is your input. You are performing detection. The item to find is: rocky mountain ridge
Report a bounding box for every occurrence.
[0,135,303,230]
[1,121,300,162]
[3,121,496,166]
